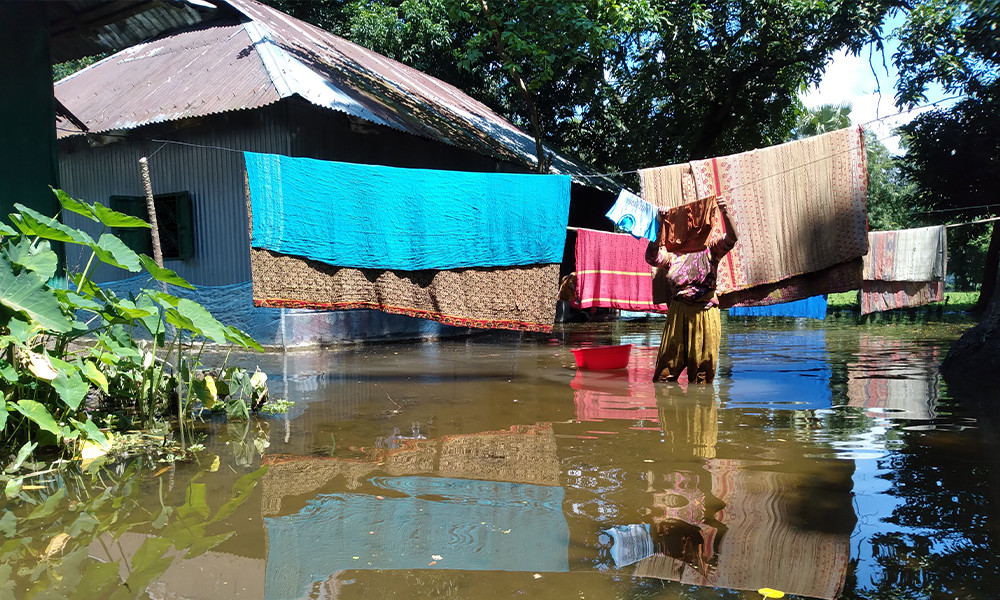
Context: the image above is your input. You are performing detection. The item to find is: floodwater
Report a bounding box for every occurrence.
[5,315,1000,600]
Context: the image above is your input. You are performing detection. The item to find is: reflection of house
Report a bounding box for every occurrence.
[259,423,566,599]
[261,423,560,516]
[847,334,940,419]
[53,0,615,345]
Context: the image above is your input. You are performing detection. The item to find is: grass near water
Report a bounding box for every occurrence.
[826,290,979,312]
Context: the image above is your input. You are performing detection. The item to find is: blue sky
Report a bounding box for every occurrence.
[800,12,957,154]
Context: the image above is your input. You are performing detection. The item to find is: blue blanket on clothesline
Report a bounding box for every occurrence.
[245,152,572,270]
[728,295,828,320]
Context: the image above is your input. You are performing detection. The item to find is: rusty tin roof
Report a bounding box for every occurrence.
[54,0,615,188]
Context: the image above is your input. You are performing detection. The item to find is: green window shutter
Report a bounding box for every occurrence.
[109,195,154,256]
[108,192,195,261]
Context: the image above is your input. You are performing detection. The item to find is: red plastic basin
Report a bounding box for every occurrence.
[571,344,632,370]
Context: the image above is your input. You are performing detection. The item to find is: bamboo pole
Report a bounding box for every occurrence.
[138,157,164,268]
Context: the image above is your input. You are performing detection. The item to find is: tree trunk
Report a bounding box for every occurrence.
[941,235,1000,393]
[974,222,999,313]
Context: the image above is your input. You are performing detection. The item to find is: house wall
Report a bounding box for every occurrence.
[57,99,569,346]
[59,104,291,286]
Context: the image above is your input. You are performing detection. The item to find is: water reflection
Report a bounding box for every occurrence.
[264,477,568,598]
[6,319,998,600]
[846,334,942,420]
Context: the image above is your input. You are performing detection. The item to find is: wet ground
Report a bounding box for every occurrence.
[5,315,1000,600]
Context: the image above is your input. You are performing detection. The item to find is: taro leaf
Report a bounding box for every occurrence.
[6,238,58,281]
[0,358,17,383]
[0,403,7,430]
[13,400,62,438]
[6,316,35,344]
[177,482,210,521]
[113,298,154,321]
[90,233,141,272]
[185,531,234,560]
[134,294,165,344]
[6,441,36,473]
[224,325,263,352]
[0,510,16,537]
[3,478,21,499]
[209,465,269,524]
[76,559,121,598]
[151,505,172,530]
[0,222,16,236]
[150,289,180,308]
[0,258,73,333]
[117,536,174,598]
[51,365,90,411]
[66,512,100,538]
[54,289,102,312]
[78,418,108,447]
[92,201,150,229]
[190,378,216,409]
[12,204,95,246]
[53,188,97,221]
[138,254,194,289]
[173,298,226,343]
[80,360,109,394]
[25,486,67,521]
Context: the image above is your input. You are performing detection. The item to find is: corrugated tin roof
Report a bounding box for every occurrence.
[47,0,223,62]
[56,19,280,137]
[54,0,616,189]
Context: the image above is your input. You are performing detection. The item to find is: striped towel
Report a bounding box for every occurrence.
[574,229,669,313]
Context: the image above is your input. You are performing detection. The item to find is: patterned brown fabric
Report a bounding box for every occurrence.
[250,248,560,332]
[245,170,559,332]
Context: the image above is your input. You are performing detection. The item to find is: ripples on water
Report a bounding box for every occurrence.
[4,316,997,600]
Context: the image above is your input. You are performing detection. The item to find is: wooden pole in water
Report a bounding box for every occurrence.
[139,157,182,448]
[138,157,164,268]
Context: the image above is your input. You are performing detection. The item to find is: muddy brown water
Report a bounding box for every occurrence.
[4,316,999,600]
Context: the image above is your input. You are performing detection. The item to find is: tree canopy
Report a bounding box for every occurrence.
[263,0,897,172]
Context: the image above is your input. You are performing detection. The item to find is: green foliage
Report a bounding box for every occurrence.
[893,0,999,107]
[892,2,1000,296]
[793,103,854,139]
[0,190,269,474]
[865,132,920,232]
[264,0,896,172]
[0,459,268,599]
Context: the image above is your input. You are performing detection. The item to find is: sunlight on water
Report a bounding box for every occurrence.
[3,317,996,600]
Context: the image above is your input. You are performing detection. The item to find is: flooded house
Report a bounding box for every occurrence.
[53,0,615,347]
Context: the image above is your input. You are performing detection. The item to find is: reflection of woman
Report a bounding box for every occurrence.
[644,198,739,383]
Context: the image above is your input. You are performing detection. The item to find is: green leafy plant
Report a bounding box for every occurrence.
[0,458,268,599]
[1,189,270,479]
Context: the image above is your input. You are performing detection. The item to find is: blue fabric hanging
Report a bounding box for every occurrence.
[728,295,828,320]
[246,152,572,270]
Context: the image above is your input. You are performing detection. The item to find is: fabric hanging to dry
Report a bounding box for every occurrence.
[574,228,670,313]
[245,168,566,333]
[639,126,869,307]
[860,226,947,315]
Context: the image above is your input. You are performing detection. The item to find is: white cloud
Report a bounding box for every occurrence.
[800,49,941,154]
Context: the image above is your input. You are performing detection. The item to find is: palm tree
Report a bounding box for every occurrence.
[793,102,852,138]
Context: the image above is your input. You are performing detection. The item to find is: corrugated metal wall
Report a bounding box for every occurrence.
[59,105,290,286]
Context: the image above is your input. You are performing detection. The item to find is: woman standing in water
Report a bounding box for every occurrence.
[644,197,739,383]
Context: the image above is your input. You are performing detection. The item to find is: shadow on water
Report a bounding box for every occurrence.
[4,317,1000,599]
